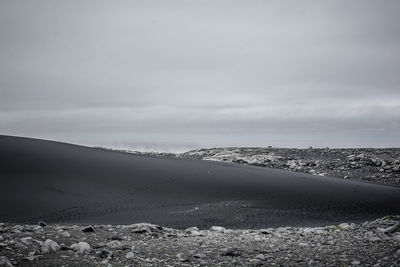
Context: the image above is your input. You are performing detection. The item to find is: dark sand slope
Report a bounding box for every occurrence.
[0,135,399,229]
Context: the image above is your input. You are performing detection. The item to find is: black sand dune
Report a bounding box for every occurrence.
[0,135,399,229]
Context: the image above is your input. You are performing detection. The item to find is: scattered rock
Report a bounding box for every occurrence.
[221,248,241,257]
[193,253,207,259]
[1,215,399,266]
[364,231,380,242]
[210,226,226,232]
[255,254,267,261]
[81,225,95,232]
[106,240,128,250]
[110,235,122,241]
[61,231,70,238]
[98,249,112,259]
[338,223,352,230]
[38,221,47,227]
[41,239,60,253]
[71,242,91,253]
[125,251,135,259]
[185,226,199,232]
[392,233,400,242]
[185,226,201,236]
[20,237,33,246]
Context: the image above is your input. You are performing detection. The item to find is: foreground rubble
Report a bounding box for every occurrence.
[1,216,399,266]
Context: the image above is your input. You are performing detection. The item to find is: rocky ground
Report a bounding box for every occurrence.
[97,147,400,186]
[1,217,399,266]
[179,147,400,186]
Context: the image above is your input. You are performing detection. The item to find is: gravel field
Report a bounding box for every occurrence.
[1,216,400,266]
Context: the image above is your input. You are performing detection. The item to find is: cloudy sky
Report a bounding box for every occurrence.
[1,1,399,151]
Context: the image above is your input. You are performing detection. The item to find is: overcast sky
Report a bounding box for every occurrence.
[1,1,399,151]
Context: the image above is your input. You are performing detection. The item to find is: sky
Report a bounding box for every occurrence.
[1,0,399,151]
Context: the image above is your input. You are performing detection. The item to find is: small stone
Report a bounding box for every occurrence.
[60,243,72,250]
[185,227,201,236]
[20,237,33,245]
[351,260,361,265]
[392,233,400,242]
[41,239,60,253]
[33,226,43,234]
[338,223,352,230]
[193,253,207,259]
[221,249,241,257]
[81,225,95,232]
[71,242,91,253]
[38,221,47,227]
[60,231,70,238]
[110,235,122,240]
[125,251,135,259]
[98,249,112,259]
[364,231,380,242]
[210,226,226,232]
[106,240,128,250]
[15,242,27,250]
[255,254,267,261]
[185,226,199,232]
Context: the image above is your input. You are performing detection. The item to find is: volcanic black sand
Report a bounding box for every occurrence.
[0,135,399,229]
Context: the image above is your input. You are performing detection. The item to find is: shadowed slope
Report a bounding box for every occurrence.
[0,135,399,228]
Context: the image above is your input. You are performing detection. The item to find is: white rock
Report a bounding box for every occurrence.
[61,231,71,238]
[255,254,267,260]
[392,233,400,242]
[33,226,43,234]
[125,251,135,259]
[351,260,361,265]
[185,226,199,232]
[338,223,352,230]
[107,240,123,249]
[299,242,309,247]
[21,237,33,245]
[71,242,91,253]
[41,239,60,253]
[210,226,226,232]
[363,231,381,242]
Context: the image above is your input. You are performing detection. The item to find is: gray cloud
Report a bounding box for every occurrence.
[1,0,399,150]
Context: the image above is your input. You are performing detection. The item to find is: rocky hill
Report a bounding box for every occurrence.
[179,147,400,186]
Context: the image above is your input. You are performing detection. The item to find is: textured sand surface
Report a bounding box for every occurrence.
[0,135,399,228]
